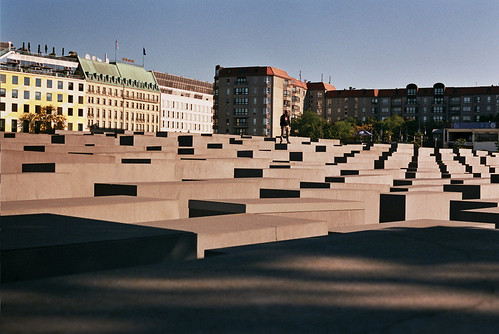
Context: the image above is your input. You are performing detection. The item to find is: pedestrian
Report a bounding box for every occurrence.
[280,110,291,144]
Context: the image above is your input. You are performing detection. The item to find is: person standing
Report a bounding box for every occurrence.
[280,110,291,144]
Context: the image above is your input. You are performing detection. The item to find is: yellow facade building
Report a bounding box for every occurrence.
[0,48,86,132]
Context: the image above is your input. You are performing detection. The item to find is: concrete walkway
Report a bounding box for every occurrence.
[3,225,499,334]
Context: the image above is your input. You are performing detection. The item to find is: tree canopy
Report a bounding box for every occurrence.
[18,105,67,133]
[290,110,447,146]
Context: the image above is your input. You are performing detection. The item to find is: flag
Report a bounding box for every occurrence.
[143,47,146,56]
[115,40,119,49]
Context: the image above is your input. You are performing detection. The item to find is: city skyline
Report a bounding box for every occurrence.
[2,0,499,89]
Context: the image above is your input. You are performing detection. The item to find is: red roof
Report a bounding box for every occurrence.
[307,82,336,91]
[218,65,308,89]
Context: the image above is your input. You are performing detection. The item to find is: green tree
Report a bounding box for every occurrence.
[382,114,404,142]
[18,105,67,133]
[412,131,423,148]
[292,110,329,139]
[454,138,467,149]
[331,120,354,143]
[18,112,38,133]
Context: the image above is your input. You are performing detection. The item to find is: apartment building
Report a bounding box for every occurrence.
[79,57,160,132]
[305,82,337,119]
[0,46,87,132]
[153,71,213,133]
[326,83,499,123]
[214,65,307,136]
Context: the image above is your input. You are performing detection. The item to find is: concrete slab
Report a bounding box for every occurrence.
[140,213,328,258]
[0,213,196,282]
[3,226,499,334]
[1,196,180,222]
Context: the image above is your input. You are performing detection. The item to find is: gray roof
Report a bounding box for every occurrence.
[78,57,159,92]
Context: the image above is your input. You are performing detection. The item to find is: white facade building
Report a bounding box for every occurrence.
[153,71,213,133]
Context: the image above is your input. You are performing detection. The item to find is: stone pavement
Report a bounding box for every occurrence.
[2,224,499,334]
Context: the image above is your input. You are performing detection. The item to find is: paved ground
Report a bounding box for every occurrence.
[3,226,499,334]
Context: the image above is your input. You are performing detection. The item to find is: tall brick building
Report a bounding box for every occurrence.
[213,65,307,136]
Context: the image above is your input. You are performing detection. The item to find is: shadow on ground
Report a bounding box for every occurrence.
[3,226,499,334]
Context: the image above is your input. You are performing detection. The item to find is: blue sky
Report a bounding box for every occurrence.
[2,0,498,89]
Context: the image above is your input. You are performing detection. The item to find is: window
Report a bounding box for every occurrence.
[58,81,63,89]
[46,93,52,101]
[35,92,41,100]
[79,83,84,91]
[12,89,18,98]
[234,108,248,115]
[235,98,249,105]
[473,96,481,103]
[24,91,30,99]
[68,108,73,116]
[0,88,5,97]
[57,107,63,115]
[406,106,416,113]
[236,77,247,85]
[47,79,52,88]
[24,104,30,113]
[67,123,73,131]
[78,96,84,104]
[68,95,73,103]
[0,102,5,111]
[78,124,83,131]
[12,103,18,112]
[58,94,63,102]
[12,75,18,84]
[463,97,471,103]
[35,105,41,113]
[234,87,248,95]
[24,77,30,86]
[235,118,247,126]
[0,74,5,83]
[371,98,378,105]
[433,106,444,113]
[36,78,41,87]
[78,109,83,117]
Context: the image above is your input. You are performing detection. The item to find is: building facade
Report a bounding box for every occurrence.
[153,71,213,133]
[213,65,307,136]
[1,47,87,132]
[79,57,160,132]
[305,82,337,120]
[326,83,499,123]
